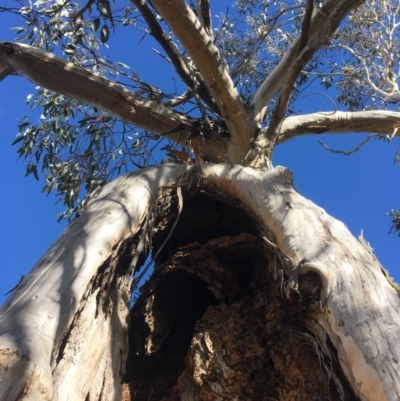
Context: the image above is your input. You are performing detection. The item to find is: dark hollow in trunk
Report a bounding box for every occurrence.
[122,193,357,401]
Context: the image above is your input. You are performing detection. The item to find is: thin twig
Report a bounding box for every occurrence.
[317,134,378,156]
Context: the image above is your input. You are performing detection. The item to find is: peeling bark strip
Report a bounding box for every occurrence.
[1,164,399,401]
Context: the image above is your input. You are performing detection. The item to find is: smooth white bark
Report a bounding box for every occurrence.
[277,110,400,143]
[0,1,397,399]
[0,43,187,134]
[251,0,364,126]
[340,44,400,101]
[0,164,186,401]
[202,164,400,401]
[150,0,254,161]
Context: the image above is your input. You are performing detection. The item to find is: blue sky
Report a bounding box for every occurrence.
[1,2,400,303]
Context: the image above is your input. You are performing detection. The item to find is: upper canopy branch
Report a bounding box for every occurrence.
[150,0,254,162]
[277,110,400,143]
[0,41,228,161]
[0,42,187,132]
[263,0,315,146]
[340,44,400,101]
[131,0,219,115]
[251,0,364,127]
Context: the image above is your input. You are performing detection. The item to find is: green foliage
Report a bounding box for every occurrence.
[15,89,158,220]
[5,0,161,219]
[213,1,320,107]
[2,0,400,228]
[333,1,400,111]
[389,209,400,235]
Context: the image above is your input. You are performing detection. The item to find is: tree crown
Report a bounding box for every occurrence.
[0,0,399,228]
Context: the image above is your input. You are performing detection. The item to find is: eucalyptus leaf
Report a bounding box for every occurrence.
[100,24,110,44]
[99,5,110,18]
[91,18,100,32]
[12,136,25,146]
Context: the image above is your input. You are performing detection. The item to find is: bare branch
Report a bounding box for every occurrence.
[262,0,316,148]
[298,0,314,50]
[277,110,400,143]
[0,42,185,132]
[164,90,193,107]
[317,134,377,155]
[131,0,219,114]
[0,42,228,161]
[340,44,400,101]
[150,0,254,162]
[262,63,304,153]
[251,0,364,126]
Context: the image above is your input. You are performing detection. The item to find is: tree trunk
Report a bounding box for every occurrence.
[1,164,399,401]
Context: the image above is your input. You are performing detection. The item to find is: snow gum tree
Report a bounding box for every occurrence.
[1,0,400,400]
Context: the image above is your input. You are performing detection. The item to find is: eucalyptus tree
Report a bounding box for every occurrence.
[1,0,400,400]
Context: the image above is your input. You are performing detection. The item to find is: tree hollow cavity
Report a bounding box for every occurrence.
[123,193,354,401]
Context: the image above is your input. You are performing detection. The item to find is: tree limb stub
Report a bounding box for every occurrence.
[277,110,400,143]
[150,0,254,161]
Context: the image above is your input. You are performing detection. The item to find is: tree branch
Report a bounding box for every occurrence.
[317,134,377,155]
[0,42,187,132]
[340,44,400,101]
[251,0,364,126]
[150,0,254,162]
[263,45,316,150]
[262,0,316,149]
[164,90,193,107]
[196,0,213,39]
[0,42,228,161]
[298,0,314,50]
[131,0,219,115]
[277,110,400,143]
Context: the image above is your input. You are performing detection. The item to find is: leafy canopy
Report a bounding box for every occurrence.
[1,0,399,224]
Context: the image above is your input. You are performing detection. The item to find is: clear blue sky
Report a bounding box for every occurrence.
[1,3,400,303]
